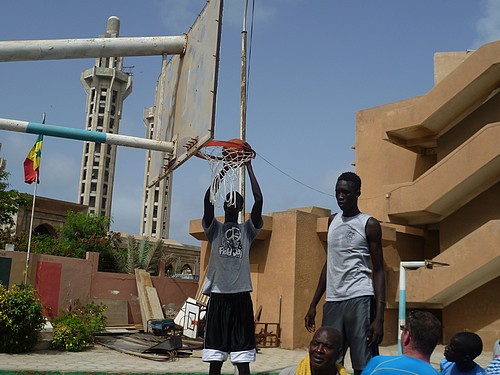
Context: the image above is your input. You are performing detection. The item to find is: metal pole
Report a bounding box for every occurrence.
[238,0,249,223]
[24,112,46,284]
[0,118,174,153]
[398,261,426,354]
[24,178,37,284]
[0,36,186,62]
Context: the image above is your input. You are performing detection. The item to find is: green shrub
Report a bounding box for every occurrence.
[51,315,88,351]
[0,284,46,353]
[51,300,107,351]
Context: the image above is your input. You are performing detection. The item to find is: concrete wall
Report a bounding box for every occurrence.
[0,250,198,324]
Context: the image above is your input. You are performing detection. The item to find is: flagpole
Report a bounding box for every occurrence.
[23,112,45,284]
[24,180,37,284]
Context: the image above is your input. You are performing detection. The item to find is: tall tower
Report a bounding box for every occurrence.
[140,107,172,239]
[78,16,132,218]
[0,143,5,172]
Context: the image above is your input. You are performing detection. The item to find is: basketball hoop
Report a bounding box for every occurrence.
[196,139,256,206]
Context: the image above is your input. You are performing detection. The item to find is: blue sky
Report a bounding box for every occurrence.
[1,1,499,245]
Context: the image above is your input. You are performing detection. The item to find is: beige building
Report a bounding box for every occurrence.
[78,16,132,218]
[190,41,499,350]
[356,42,499,348]
[15,196,88,238]
[140,107,172,239]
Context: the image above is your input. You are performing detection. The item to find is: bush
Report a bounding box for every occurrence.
[51,300,107,352]
[0,284,46,353]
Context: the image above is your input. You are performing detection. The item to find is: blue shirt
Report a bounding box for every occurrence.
[361,355,439,374]
[440,358,485,375]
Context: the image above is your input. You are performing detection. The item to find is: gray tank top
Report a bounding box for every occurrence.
[325,212,374,301]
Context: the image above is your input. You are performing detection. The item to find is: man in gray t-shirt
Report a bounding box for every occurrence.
[201,160,263,375]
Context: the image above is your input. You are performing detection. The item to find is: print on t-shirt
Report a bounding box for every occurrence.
[345,229,356,241]
[219,226,243,258]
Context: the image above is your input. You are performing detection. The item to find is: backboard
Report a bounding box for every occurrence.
[148,0,223,186]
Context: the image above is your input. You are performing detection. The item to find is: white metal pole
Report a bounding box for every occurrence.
[238,0,249,223]
[0,36,186,62]
[24,112,46,284]
[398,261,426,354]
[24,181,37,284]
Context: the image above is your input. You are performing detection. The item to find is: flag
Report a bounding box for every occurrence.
[23,134,43,184]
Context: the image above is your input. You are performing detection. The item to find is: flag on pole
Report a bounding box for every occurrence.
[23,134,43,184]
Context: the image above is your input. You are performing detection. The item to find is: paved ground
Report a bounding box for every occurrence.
[0,343,493,374]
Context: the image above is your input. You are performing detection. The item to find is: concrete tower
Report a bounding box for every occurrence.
[78,16,132,218]
[140,107,172,239]
[0,143,5,172]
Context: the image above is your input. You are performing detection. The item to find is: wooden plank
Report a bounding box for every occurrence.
[135,268,165,332]
[146,286,164,320]
[135,268,150,332]
[139,269,156,330]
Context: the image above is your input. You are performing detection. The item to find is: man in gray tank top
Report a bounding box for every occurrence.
[305,172,385,375]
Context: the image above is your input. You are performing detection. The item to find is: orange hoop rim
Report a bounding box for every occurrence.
[195,139,256,161]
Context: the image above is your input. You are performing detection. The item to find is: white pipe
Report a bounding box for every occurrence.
[0,36,186,62]
[398,261,426,355]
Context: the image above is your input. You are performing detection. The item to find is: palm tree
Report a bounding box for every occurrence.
[110,236,177,275]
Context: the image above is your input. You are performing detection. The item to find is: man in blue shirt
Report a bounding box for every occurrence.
[361,310,441,374]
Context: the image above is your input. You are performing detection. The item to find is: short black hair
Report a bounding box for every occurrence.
[452,332,483,359]
[406,310,441,357]
[224,191,243,209]
[337,172,361,192]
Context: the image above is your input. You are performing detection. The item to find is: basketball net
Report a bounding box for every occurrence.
[196,140,256,207]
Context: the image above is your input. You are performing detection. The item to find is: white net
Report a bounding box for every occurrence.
[197,142,256,206]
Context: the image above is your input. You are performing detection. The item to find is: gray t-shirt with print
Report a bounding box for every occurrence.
[202,219,260,295]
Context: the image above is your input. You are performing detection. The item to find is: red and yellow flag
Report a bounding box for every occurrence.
[23,135,43,184]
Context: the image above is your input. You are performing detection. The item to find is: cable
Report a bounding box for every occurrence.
[255,152,335,198]
[244,3,332,199]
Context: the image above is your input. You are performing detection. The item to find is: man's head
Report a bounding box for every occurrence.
[335,172,361,213]
[223,192,244,214]
[401,310,441,359]
[444,332,483,363]
[308,326,342,372]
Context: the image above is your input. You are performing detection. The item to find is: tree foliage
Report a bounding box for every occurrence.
[1,209,121,271]
[110,235,177,275]
[0,170,30,228]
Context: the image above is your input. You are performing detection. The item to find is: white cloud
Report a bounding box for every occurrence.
[474,0,500,47]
